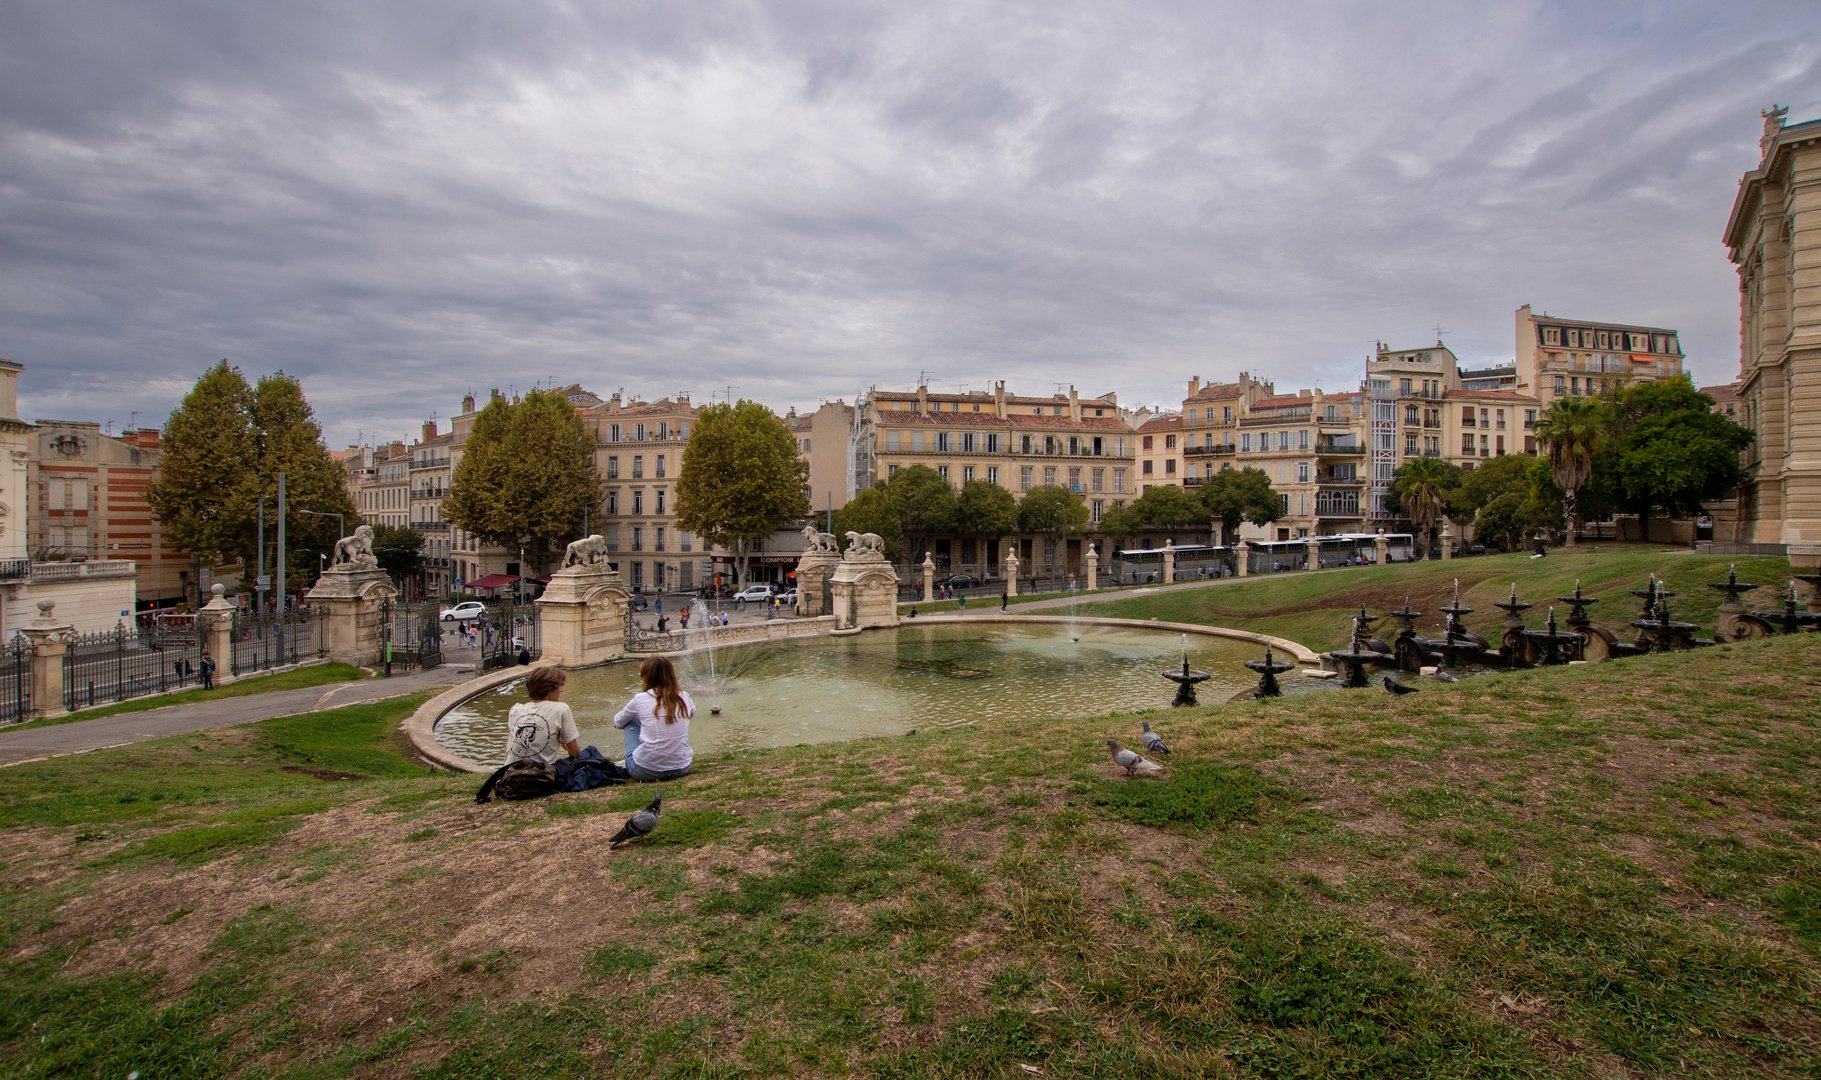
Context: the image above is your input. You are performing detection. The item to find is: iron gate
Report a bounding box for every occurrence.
[0,637,30,723]
[379,600,446,674]
[478,596,540,671]
[230,606,321,675]
[625,605,687,653]
[64,623,204,711]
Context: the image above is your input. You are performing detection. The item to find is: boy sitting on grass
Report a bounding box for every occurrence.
[506,666,581,764]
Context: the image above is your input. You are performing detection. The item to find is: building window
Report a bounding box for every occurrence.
[1496,410,1506,430]
[1554,375,1566,395]
[1142,460,1154,475]
[1405,434,1417,455]
[1113,468,1125,492]
[1543,327,1561,346]
[962,466,975,482]
[1021,466,1033,488]
[1224,406,1233,422]
[1525,436,1536,454]
[1496,436,1505,455]
[609,424,621,442]
[630,561,642,586]
[1092,468,1104,491]
[1298,429,1310,450]
[1462,434,1475,455]
[936,432,952,452]
[656,527,666,551]
[633,455,644,478]
[1164,434,1176,449]
[987,466,999,485]
[889,464,900,478]
[632,528,644,551]
[1296,462,1310,483]
[1091,500,1104,523]
[1068,467,1081,489]
[1277,431,1290,451]
[635,423,646,440]
[1163,460,1175,475]
[887,431,899,451]
[1044,466,1057,485]
[1405,405,1419,425]
[1400,378,1412,395]
[680,532,692,552]
[656,491,665,515]
[1461,408,1475,427]
[1021,435,1034,454]
[912,432,924,451]
[607,491,618,514]
[607,456,619,479]
[656,455,666,478]
[985,434,1000,453]
[938,465,950,481]
[1240,433,1251,452]
[962,433,976,452]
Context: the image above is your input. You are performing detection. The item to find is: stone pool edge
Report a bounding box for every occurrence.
[404,616,1322,774]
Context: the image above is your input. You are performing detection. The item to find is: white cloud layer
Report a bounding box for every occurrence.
[3,1,1817,444]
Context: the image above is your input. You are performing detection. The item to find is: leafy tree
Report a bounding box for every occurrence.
[1391,456,1456,559]
[883,465,957,564]
[1198,467,1279,544]
[1097,502,1142,545]
[444,389,600,568]
[147,361,353,606]
[830,485,903,562]
[952,479,1018,564]
[1591,377,1754,540]
[1450,454,1543,551]
[1016,485,1090,571]
[673,400,809,588]
[1533,396,1611,548]
[370,524,424,580]
[1117,484,1209,544]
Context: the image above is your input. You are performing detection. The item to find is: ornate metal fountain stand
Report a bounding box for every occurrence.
[1632,592,1702,652]
[1519,606,1579,666]
[1162,655,1212,706]
[1430,578,1484,671]
[1707,564,1760,641]
[1324,606,1384,688]
[1493,582,1533,661]
[1556,580,1599,631]
[1388,598,1427,671]
[1244,644,1295,699]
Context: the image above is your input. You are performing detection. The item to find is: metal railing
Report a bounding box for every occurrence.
[0,638,30,723]
[64,624,205,712]
[230,607,324,675]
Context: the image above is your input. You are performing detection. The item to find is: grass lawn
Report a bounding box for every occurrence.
[9,662,369,730]
[1074,546,1804,652]
[1,622,1817,1077]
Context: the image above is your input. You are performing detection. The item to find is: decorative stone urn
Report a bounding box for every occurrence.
[304,560,396,667]
[536,543,630,667]
[832,531,900,633]
[793,526,842,617]
[1162,539,1176,584]
[1084,543,1098,591]
[1004,550,1020,597]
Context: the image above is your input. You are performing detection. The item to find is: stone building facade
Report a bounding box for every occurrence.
[581,394,705,594]
[406,422,454,597]
[1727,108,1821,562]
[29,419,183,606]
[788,400,857,519]
[1513,304,1684,407]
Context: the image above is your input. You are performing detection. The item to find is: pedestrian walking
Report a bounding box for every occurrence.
[1000,589,1008,612]
[656,596,663,615]
[958,593,966,613]
[200,650,215,690]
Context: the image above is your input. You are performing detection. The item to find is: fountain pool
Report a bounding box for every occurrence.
[433,623,1315,767]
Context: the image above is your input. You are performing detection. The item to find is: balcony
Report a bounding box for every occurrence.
[408,458,449,471]
[0,559,27,581]
[1182,476,1205,487]
[409,521,450,532]
[1183,444,1235,457]
[1314,441,1366,456]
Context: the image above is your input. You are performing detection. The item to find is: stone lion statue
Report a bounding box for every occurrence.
[843,531,886,560]
[562,533,609,569]
[801,524,840,553]
[331,525,378,571]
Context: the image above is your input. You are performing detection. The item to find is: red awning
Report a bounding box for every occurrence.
[466,573,519,589]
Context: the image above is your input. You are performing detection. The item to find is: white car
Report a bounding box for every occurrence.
[775,589,799,607]
[733,585,776,603]
[440,601,485,622]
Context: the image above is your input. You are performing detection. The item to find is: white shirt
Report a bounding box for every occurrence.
[504,700,579,765]
[613,690,695,772]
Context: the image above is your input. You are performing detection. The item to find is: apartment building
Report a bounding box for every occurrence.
[583,394,705,594]
[1727,107,1821,559]
[1514,304,1684,407]
[788,400,856,518]
[406,421,454,597]
[1178,374,1275,488]
[851,382,1136,579]
[1136,414,1182,490]
[352,441,410,531]
[1226,389,1370,541]
[30,420,187,606]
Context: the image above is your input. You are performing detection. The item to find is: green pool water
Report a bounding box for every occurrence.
[435,623,1321,767]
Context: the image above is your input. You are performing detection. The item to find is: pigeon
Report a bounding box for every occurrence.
[1140,721,1171,756]
[1432,669,1459,683]
[1107,739,1163,775]
[1382,676,1419,696]
[608,794,663,847]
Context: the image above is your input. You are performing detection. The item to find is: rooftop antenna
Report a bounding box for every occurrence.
[129,410,140,431]
[105,419,114,436]
[1434,323,1449,343]
[917,369,936,387]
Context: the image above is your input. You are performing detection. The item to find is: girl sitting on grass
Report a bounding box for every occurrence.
[613,656,694,782]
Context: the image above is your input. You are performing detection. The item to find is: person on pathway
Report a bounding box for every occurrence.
[199,651,215,691]
[958,593,966,613]
[613,656,694,782]
[655,596,663,616]
[1001,589,1008,612]
[505,666,580,764]
[680,606,690,630]
[908,606,918,618]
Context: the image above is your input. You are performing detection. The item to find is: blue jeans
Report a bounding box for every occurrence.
[621,717,692,782]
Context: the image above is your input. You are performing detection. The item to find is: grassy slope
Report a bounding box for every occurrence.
[0,631,1817,1078]
[1075,547,1802,652]
[11,662,369,729]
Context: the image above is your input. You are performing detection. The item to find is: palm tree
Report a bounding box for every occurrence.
[1533,397,1610,548]
[1394,456,1453,560]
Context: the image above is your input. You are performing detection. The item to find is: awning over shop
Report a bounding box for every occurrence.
[466,573,519,590]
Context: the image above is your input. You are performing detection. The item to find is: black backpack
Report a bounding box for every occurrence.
[475,760,559,802]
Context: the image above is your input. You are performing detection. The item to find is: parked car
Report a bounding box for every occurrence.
[734,585,776,603]
[938,574,978,589]
[440,601,485,622]
[775,589,799,607]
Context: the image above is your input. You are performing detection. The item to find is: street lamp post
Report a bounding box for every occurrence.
[298,510,344,539]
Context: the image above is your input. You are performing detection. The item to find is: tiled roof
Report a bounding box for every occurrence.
[1189,382,1242,400]
[1138,414,1182,432]
[1249,395,1314,410]
[588,399,698,419]
[875,412,1132,431]
[1444,390,1537,402]
[872,391,1116,407]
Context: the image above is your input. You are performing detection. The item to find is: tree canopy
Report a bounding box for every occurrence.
[370,524,425,581]
[831,485,903,562]
[1105,484,1207,543]
[1533,396,1611,547]
[1591,377,1754,539]
[1016,484,1089,537]
[1198,467,1279,542]
[882,465,957,562]
[443,389,600,566]
[146,361,354,603]
[1390,456,1456,558]
[952,479,1019,542]
[673,400,810,586]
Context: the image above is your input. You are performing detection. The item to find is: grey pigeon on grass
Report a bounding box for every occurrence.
[608,794,662,847]
[1383,676,1419,696]
[1107,739,1163,776]
[1140,721,1171,756]
[1432,669,1459,683]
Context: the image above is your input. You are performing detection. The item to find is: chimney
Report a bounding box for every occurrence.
[490,388,503,404]
[461,393,475,414]
[1069,385,1079,420]
[1299,389,1313,398]
[609,392,621,413]
[995,380,1006,418]
[917,383,928,413]
[1188,376,1200,397]
[423,419,438,441]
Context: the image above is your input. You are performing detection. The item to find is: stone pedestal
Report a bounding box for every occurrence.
[304,567,397,668]
[198,583,238,685]
[1440,521,1453,561]
[20,600,73,720]
[535,564,630,667]
[1236,540,1250,577]
[1306,536,1320,571]
[794,550,841,617]
[1162,539,1176,584]
[833,552,901,632]
[1004,551,1020,597]
[921,551,935,602]
[1374,531,1389,566]
[1084,544,1098,591]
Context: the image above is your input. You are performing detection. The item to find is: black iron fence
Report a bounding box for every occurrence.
[230,607,324,675]
[468,597,540,672]
[380,600,447,674]
[63,624,205,712]
[0,637,30,724]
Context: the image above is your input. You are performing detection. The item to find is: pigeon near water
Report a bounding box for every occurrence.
[1107,739,1164,775]
[1140,721,1171,756]
[608,794,663,847]
[1382,676,1420,696]
[1432,669,1459,683]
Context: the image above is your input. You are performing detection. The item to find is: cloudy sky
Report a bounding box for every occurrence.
[4,1,1817,447]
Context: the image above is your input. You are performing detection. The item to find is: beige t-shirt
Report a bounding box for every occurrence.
[504,700,579,764]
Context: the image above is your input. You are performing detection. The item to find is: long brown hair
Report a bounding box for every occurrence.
[639,656,687,724]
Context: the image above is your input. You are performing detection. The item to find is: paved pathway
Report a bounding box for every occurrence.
[0,664,474,767]
[926,569,1363,616]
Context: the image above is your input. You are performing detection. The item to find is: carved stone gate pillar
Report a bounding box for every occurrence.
[1004,550,1020,597]
[198,583,238,685]
[305,567,396,668]
[536,562,629,667]
[20,600,73,720]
